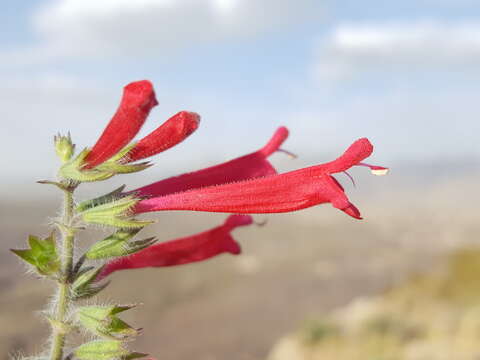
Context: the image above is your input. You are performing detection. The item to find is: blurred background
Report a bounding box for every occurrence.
[1,1,480,359]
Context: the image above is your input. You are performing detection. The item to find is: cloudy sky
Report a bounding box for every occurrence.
[1,0,479,188]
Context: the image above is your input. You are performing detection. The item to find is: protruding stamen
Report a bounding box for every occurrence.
[277,148,298,159]
[343,171,356,187]
[254,219,268,227]
[358,162,389,176]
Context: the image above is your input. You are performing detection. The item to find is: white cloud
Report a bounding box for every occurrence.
[314,21,480,81]
[11,0,321,62]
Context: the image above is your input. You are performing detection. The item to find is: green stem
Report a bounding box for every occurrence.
[49,188,75,360]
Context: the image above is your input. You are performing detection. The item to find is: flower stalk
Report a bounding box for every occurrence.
[50,185,76,360]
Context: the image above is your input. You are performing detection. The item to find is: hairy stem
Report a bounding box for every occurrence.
[49,188,75,360]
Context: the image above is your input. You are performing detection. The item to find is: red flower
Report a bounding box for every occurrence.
[126,111,200,163]
[130,126,289,198]
[84,80,158,169]
[96,215,253,279]
[132,138,388,219]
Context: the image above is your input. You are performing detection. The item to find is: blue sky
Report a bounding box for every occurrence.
[1,0,479,188]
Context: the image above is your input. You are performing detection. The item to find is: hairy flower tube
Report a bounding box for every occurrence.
[129,126,289,198]
[132,137,387,219]
[13,79,388,360]
[97,215,253,280]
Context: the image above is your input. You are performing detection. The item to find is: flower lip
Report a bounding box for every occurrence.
[124,80,158,108]
[323,138,374,174]
[259,127,289,156]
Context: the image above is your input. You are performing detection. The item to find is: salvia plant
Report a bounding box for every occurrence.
[12,80,388,360]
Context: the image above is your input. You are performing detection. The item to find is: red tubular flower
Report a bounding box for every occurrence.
[130,126,289,198]
[126,111,200,163]
[133,138,388,219]
[96,215,253,280]
[84,80,158,169]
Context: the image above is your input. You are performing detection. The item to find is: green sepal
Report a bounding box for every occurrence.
[123,352,150,360]
[10,233,60,276]
[77,185,127,212]
[83,215,154,229]
[77,305,139,340]
[80,196,153,228]
[73,281,111,300]
[86,228,156,259]
[72,267,109,300]
[97,161,152,175]
[79,196,138,217]
[74,340,130,360]
[59,148,114,182]
[96,143,152,175]
[105,143,137,163]
[54,133,75,163]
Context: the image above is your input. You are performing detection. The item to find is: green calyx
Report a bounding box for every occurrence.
[95,143,152,175]
[86,228,156,260]
[77,305,139,340]
[11,233,60,276]
[54,133,75,163]
[72,267,109,300]
[76,185,127,212]
[59,143,152,183]
[79,196,154,228]
[74,340,147,360]
[60,149,115,182]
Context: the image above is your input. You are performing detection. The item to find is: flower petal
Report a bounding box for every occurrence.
[133,138,376,219]
[126,111,200,162]
[84,80,158,169]
[96,215,253,279]
[130,127,289,198]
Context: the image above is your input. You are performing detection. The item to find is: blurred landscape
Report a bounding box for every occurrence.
[1,161,479,360]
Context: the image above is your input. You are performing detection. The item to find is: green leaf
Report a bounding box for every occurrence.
[85,228,156,259]
[74,340,130,360]
[77,185,127,212]
[59,148,114,182]
[10,233,60,276]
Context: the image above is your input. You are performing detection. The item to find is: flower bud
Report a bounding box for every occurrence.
[54,133,75,163]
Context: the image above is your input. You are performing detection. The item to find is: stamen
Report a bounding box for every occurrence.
[358,162,389,176]
[277,148,298,159]
[343,171,356,187]
[254,219,268,227]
